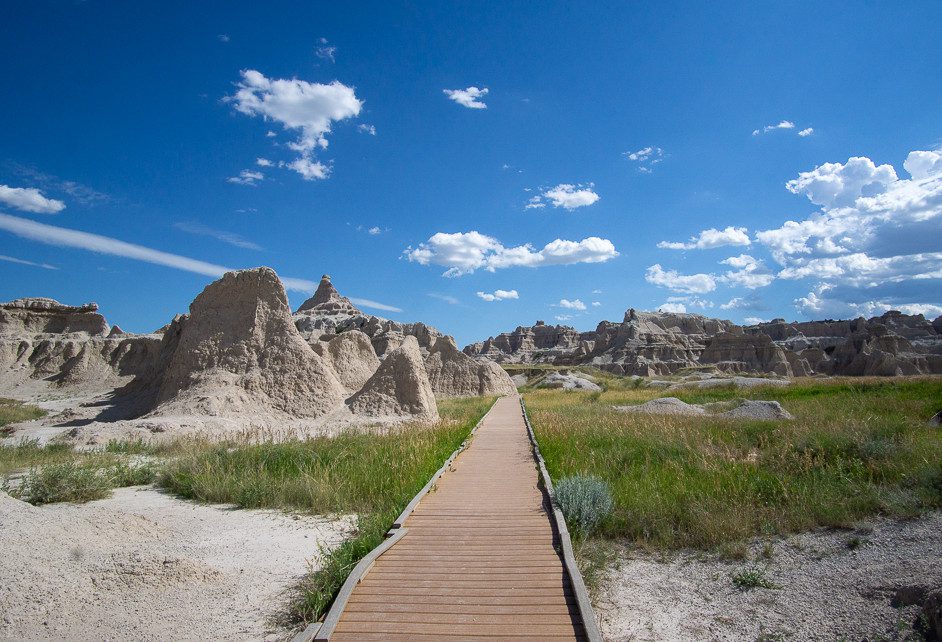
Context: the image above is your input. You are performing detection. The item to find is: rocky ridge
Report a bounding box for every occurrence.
[464,308,942,377]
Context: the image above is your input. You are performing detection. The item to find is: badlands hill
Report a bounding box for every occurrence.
[464,308,942,377]
[0,269,513,444]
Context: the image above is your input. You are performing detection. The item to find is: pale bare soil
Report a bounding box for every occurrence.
[0,486,353,641]
[596,512,942,641]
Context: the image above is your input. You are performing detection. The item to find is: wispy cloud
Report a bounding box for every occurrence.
[227,169,264,186]
[358,124,377,135]
[0,254,57,270]
[316,38,337,62]
[0,213,403,311]
[428,292,459,305]
[7,163,110,205]
[173,221,263,251]
[624,147,665,173]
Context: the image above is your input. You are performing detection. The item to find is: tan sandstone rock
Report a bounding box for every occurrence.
[153,268,346,418]
[311,330,380,394]
[347,335,439,423]
[424,336,516,398]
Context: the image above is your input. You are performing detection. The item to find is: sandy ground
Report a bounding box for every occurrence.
[0,486,353,641]
[596,512,942,641]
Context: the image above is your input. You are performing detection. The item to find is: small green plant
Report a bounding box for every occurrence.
[13,462,112,505]
[732,563,779,590]
[554,475,614,537]
[0,398,46,431]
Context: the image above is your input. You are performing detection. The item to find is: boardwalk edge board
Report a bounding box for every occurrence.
[520,397,605,642]
[291,397,499,642]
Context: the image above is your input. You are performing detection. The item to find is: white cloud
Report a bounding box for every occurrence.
[645,264,716,294]
[0,254,57,270]
[443,86,488,109]
[348,297,401,313]
[217,34,230,43]
[477,289,519,302]
[227,169,264,186]
[541,183,600,210]
[266,130,277,138]
[755,149,942,317]
[358,124,377,135]
[744,317,768,325]
[592,289,602,294]
[287,157,329,181]
[558,298,586,310]
[658,302,686,313]
[720,292,768,311]
[404,231,618,277]
[367,226,382,235]
[0,213,385,300]
[591,301,601,307]
[315,39,337,62]
[428,293,459,305]
[256,158,273,167]
[173,221,263,251]
[719,254,774,289]
[798,127,814,137]
[8,164,109,206]
[785,156,898,208]
[228,69,362,181]
[0,185,66,214]
[658,226,751,250]
[524,195,546,209]
[793,291,942,320]
[555,314,574,322]
[625,147,665,173]
[667,295,714,309]
[752,120,795,136]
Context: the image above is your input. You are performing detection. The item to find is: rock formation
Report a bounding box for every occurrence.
[0,298,109,335]
[347,336,439,422]
[152,268,347,418]
[293,274,443,357]
[311,330,380,394]
[423,336,516,398]
[465,308,942,377]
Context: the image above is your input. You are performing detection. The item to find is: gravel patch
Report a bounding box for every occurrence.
[0,486,353,641]
[595,512,942,641]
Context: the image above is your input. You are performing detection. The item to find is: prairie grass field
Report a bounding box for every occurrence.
[0,396,495,623]
[525,376,942,552]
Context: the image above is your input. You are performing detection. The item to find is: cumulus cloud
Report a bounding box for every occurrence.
[228,69,362,181]
[477,289,519,302]
[756,149,942,317]
[443,86,488,109]
[794,290,942,320]
[798,127,814,137]
[658,226,751,250]
[256,158,273,167]
[0,185,66,214]
[173,221,262,251]
[625,147,665,173]
[719,254,774,289]
[404,231,618,277]
[538,183,600,210]
[558,298,586,310]
[0,213,403,314]
[658,302,686,313]
[645,264,717,294]
[592,301,601,307]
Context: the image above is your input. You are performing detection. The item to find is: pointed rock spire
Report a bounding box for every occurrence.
[297,274,361,315]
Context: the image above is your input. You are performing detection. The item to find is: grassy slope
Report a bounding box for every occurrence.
[0,398,45,434]
[526,378,942,551]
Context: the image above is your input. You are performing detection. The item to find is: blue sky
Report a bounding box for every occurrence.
[1,1,940,347]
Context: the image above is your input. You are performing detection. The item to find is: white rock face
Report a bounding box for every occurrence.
[153,268,347,418]
[347,336,439,423]
[312,330,380,394]
[424,336,516,398]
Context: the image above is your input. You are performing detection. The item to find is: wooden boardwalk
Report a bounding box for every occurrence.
[330,395,588,641]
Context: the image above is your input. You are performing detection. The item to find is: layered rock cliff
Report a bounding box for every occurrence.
[464,308,942,377]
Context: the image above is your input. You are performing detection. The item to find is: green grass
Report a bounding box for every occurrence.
[731,563,779,590]
[157,396,495,623]
[8,459,159,505]
[526,377,942,552]
[0,398,46,434]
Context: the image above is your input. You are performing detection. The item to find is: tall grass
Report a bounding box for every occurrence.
[0,398,46,434]
[526,378,942,551]
[158,396,495,622]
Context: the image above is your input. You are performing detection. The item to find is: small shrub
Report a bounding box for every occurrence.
[732,563,779,590]
[554,475,614,537]
[0,398,46,428]
[14,462,112,505]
